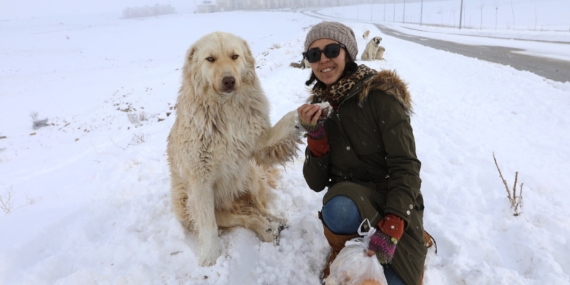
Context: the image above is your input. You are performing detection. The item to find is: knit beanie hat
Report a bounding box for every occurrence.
[304,21,358,61]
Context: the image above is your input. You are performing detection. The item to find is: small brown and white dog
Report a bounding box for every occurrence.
[361,36,382,61]
[362,30,370,40]
[375,46,386,60]
[167,31,301,266]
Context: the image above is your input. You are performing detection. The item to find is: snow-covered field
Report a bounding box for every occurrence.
[1,2,569,285]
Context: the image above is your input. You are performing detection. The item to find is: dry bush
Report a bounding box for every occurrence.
[30,112,49,130]
[26,195,36,205]
[139,111,149,122]
[493,152,523,216]
[0,186,14,215]
[128,132,146,146]
[127,113,140,126]
[127,112,149,126]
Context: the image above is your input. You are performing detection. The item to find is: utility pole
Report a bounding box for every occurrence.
[393,0,396,22]
[403,0,406,23]
[383,0,386,22]
[459,0,464,29]
[420,0,424,26]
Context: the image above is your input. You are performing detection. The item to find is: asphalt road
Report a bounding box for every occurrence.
[374,24,570,83]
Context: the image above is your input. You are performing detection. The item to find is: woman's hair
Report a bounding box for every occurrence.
[304,53,358,88]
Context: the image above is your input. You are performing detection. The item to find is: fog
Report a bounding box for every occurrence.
[0,0,196,19]
[3,0,561,22]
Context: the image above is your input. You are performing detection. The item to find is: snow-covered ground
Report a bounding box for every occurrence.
[1,1,569,285]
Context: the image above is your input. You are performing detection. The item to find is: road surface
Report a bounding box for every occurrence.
[374,24,570,83]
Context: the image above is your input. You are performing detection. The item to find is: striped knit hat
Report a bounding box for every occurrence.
[304,21,358,61]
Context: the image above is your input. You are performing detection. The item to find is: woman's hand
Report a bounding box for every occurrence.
[367,214,405,263]
[297,104,327,140]
[297,104,322,126]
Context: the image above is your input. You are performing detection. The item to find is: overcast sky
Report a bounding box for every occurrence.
[0,0,197,19]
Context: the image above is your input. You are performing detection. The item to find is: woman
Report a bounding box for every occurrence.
[297,21,427,285]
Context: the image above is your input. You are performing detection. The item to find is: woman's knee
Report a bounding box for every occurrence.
[321,195,362,234]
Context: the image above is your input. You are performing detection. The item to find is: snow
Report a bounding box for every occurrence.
[1,1,570,284]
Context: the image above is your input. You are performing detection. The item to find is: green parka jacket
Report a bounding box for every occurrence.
[303,69,426,285]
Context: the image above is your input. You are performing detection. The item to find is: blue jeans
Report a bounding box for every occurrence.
[321,195,361,235]
[383,265,406,285]
[322,196,406,285]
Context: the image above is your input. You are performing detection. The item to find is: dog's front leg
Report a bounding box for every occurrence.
[255,110,302,166]
[192,181,221,266]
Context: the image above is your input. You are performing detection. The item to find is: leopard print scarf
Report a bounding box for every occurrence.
[313,64,377,105]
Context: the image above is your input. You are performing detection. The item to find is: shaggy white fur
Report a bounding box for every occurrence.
[167,31,302,266]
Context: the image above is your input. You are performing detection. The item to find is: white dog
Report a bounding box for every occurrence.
[362,30,370,40]
[375,46,386,60]
[167,31,301,266]
[361,36,382,61]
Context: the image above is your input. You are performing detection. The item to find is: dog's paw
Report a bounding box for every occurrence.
[267,215,288,227]
[273,222,289,246]
[276,110,303,138]
[256,110,303,165]
[258,221,281,243]
[199,238,221,266]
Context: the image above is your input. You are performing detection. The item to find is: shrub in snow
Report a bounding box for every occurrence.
[493,152,524,216]
[0,187,14,215]
[127,113,140,126]
[30,112,48,130]
[128,132,146,146]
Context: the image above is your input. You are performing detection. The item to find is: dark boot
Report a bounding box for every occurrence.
[319,212,359,282]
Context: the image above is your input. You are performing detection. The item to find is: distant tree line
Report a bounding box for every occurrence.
[214,0,379,11]
[123,4,176,19]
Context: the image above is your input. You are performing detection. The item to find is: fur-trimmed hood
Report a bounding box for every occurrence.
[360,69,412,113]
[308,67,412,113]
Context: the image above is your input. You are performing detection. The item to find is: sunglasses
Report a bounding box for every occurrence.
[303,43,346,63]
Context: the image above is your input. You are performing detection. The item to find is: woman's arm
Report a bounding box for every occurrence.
[375,93,422,226]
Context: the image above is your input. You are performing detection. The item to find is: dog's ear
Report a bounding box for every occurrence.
[182,45,203,92]
[182,46,196,79]
[241,40,257,84]
[241,40,255,66]
[186,46,196,67]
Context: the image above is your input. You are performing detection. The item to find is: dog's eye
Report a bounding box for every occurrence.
[231,54,239,60]
[206,57,215,62]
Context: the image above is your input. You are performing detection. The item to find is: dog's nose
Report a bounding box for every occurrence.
[222,76,235,91]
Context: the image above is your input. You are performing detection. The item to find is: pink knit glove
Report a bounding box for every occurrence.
[368,214,404,264]
[300,121,326,140]
[368,231,397,264]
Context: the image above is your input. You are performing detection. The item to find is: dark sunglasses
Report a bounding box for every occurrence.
[303,43,346,63]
